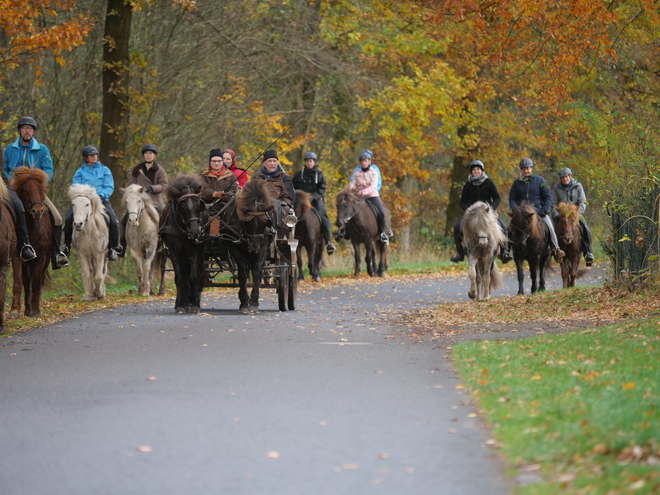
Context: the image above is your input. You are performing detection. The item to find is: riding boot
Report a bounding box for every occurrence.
[450,219,464,262]
[118,213,128,258]
[580,220,594,266]
[553,247,566,263]
[8,194,36,262]
[498,244,513,264]
[320,213,336,255]
[51,223,69,269]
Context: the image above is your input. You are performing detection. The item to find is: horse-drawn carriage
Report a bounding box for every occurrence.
[159,175,298,314]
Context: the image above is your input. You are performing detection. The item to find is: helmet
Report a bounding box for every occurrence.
[469,160,484,172]
[304,151,318,161]
[17,117,37,130]
[141,144,158,155]
[360,149,374,159]
[519,157,534,168]
[359,150,371,161]
[82,145,99,157]
[558,167,572,177]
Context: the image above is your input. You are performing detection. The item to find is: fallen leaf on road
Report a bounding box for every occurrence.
[146,376,157,381]
[266,451,280,459]
[342,464,359,470]
[136,445,153,453]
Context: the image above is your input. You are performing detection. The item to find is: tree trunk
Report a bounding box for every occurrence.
[100,0,132,211]
[445,124,470,237]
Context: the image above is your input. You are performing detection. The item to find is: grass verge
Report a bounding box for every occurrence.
[452,319,660,494]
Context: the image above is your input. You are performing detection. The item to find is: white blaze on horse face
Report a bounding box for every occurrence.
[72,197,92,230]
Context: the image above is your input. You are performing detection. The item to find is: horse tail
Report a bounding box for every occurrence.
[490,261,504,291]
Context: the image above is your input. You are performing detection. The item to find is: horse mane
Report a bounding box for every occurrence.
[68,183,109,227]
[0,177,10,205]
[167,174,202,200]
[236,180,276,221]
[11,167,49,197]
[336,186,359,206]
[122,184,160,224]
[555,202,580,230]
[463,201,507,247]
[294,190,312,219]
[511,201,544,239]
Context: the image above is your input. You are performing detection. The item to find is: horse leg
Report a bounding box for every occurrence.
[169,251,186,313]
[10,259,23,318]
[515,258,525,295]
[481,260,490,300]
[248,254,263,313]
[310,243,321,282]
[538,254,548,292]
[365,242,376,277]
[0,264,9,333]
[314,239,324,281]
[187,247,203,314]
[467,254,478,300]
[352,240,361,276]
[79,252,96,302]
[236,255,250,314]
[529,258,539,293]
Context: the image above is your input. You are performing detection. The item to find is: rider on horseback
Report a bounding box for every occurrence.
[3,116,68,268]
[348,150,389,243]
[552,167,594,266]
[63,146,122,261]
[292,151,336,255]
[252,149,296,228]
[118,143,168,257]
[450,159,512,263]
[509,158,565,263]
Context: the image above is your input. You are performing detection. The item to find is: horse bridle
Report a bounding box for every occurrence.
[72,194,92,225]
[173,192,205,242]
[126,198,144,224]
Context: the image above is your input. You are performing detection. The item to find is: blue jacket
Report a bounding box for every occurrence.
[509,174,552,215]
[3,137,54,181]
[73,161,114,201]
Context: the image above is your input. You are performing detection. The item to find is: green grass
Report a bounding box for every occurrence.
[453,320,660,494]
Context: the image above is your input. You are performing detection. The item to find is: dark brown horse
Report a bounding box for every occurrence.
[10,168,52,317]
[507,201,551,295]
[159,175,207,314]
[293,190,324,282]
[554,202,586,288]
[0,178,18,333]
[335,187,388,277]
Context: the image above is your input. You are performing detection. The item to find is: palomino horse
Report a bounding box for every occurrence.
[68,184,109,301]
[554,202,586,288]
[462,201,506,300]
[122,184,165,296]
[508,201,552,295]
[232,180,276,313]
[159,175,207,313]
[293,190,324,282]
[10,168,52,317]
[0,178,17,333]
[335,187,388,277]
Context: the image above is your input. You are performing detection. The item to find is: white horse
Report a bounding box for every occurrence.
[462,201,507,300]
[121,184,164,296]
[68,184,108,301]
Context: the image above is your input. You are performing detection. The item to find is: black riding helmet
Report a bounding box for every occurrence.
[304,151,317,161]
[142,144,158,155]
[17,117,37,130]
[469,160,484,172]
[519,157,534,168]
[82,145,99,157]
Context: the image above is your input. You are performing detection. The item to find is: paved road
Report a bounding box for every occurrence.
[0,265,606,495]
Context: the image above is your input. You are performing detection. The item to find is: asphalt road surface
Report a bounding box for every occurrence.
[0,264,606,495]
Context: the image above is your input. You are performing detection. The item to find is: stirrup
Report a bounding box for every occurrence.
[380,232,389,243]
[554,248,565,261]
[500,251,513,264]
[326,242,336,255]
[20,245,37,262]
[107,249,118,262]
[55,252,69,269]
[585,253,594,266]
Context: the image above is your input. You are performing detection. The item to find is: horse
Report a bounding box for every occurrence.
[121,184,165,296]
[68,184,109,301]
[0,179,17,333]
[293,190,324,282]
[335,187,388,277]
[230,180,276,313]
[554,202,587,288]
[10,168,52,317]
[507,201,552,295]
[461,201,506,300]
[159,175,206,314]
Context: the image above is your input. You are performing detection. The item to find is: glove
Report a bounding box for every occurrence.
[144,187,154,194]
[539,211,548,218]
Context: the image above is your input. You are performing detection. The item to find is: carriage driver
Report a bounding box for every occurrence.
[552,167,594,266]
[200,148,239,208]
[3,116,68,268]
[63,146,122,261]
[509,158,565,262]
[252,149,296,225]
[118,143,168,257]
[349,150,389,243]
[450,160,512,263]
[292,151,336,255]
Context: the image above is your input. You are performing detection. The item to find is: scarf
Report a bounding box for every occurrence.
[209,168,227,178]
[261,165,282,178]
[469,172,488,186]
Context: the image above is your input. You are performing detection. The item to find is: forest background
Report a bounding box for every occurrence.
[1,0,659,255]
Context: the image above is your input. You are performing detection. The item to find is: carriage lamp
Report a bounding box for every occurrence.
[284,208,297,228]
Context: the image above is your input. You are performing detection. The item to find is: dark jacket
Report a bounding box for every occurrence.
[460,178,501,212]
[253,166,295,206]
[200,169,239,207]
[551,178,587,217]
[509,174,552,215]
[130,161,168,208]
[292,166,327,201]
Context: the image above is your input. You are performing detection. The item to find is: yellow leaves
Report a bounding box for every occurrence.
[622,382,636,390]
[530,374,543,380]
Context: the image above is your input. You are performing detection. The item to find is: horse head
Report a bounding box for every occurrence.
[122,185,148,228]
[11,167,49,220]
[68,184,104,232]
[335,188,359,230]
[554,202,580,244]
[167,175,206,243]
[237,181,275,254]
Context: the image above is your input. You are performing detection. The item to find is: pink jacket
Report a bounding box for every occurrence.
[350,167,379,198]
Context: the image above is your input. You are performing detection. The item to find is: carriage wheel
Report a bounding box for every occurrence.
[287,265,297,311]
[277,266,289,311]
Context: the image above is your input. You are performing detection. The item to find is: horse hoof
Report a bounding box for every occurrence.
[175,307,185,314]
[239,307,249,315]
[9,311,19,319]
[188,306,200,314]
[82,296,96,302]
[30,312,41,318]
[313,275,321,282]
[248,305,259,314]
[468,291,476,300]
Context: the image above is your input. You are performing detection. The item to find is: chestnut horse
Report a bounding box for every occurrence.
[554,202,586,288]
[0,178,17,333]
[335,188,388,277]
[293,190,324,282]
[508,201,552,295]
[10,168,52,317]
